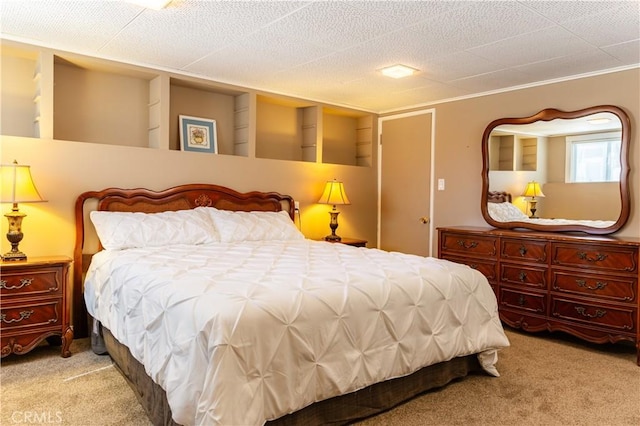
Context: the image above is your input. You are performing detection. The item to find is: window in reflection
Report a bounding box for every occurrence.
[567,132,621,183]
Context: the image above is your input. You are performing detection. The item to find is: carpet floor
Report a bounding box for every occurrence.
[1,327,638,425]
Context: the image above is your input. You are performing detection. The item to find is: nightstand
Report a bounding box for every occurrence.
[325,238,367,248]
[1,256,74,358]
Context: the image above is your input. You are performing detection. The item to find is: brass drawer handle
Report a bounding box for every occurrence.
[575,306,606,319]
[0,278,33,290]
[576,279,608,291]
[518,295,526,306]
[577,252,608,262]
[518,271,527,282]
[1,310,34,324]
[457,240,478,250]
[519,245,527,256]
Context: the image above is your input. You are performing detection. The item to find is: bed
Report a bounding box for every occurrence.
[74,183,510,426]
[487,191,615,228]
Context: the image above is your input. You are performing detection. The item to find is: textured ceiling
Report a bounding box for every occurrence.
[1,0,639,113]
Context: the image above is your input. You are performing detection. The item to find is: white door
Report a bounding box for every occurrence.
[379,111,433,256]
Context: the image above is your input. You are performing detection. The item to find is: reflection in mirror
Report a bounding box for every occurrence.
[481,106,630,234]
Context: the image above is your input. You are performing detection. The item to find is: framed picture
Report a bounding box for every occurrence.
[179,115,218,154]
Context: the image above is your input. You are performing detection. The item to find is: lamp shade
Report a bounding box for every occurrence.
[522,181,545,198]
[318,180,351,207]
[0,160,46,204]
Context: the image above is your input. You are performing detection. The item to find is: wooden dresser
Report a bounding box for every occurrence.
[1,256,73,358]
[438,226,639,365]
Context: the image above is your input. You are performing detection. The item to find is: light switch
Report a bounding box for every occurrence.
[438,179,445,191]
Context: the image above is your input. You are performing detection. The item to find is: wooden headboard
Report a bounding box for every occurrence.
[487,191,512,203]
[73,183,295,337]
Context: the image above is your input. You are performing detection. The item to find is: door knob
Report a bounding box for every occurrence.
[419,217,430,224]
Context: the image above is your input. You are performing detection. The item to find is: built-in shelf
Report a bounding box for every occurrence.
[490,132,538,172]
[2,40,375,167]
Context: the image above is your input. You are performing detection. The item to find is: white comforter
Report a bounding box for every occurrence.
[84,239,509,425]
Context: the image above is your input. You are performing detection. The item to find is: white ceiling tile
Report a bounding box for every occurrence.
[186,36,333,83]
[394,79,470,103]
[257,1,402,52]
[348,1,471,26]
[520,1,631,23]
[559,2,640,47]
[449,69,533,92]
[421,51,503,82]
[100,0,312,69]
[468,26,595,68]
[514,50,626,80]
[408,2,555,51]
[602,39,640,65]
[325,29,452,71]
[0,0,141,51]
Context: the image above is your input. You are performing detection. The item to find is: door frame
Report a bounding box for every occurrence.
[377,108,436,256]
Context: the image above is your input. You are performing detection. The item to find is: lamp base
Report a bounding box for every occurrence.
[4,210,27,262]
[325,210,341,242]
[2,250,27,261]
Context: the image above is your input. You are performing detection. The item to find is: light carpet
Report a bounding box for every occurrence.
[1,328,638,425]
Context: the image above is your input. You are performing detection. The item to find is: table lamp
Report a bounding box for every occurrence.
[522,181,545,218]
[317,179,350,242]
[1,160,46,261]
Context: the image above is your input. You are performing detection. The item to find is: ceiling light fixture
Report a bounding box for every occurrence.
[380,64,418,79]
[587,117,612,125]
[127,0,172,10]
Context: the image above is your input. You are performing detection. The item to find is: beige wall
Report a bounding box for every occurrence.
[418,68,639,252]
[0,137,378,259]
[542,182,620,221]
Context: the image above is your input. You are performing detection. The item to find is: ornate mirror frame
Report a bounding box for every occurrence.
[481,105,631,235]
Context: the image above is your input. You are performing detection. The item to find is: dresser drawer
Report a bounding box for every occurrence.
[501,238,547,263]
[0,300,61,331]
[442,255,497,284]
[550,297,636,333]
[499,288,546,315]
[0,268,62,298]
[440,232,498,259]
[552,271,636,303]
[500,264,547,289]
[551,243,638,273]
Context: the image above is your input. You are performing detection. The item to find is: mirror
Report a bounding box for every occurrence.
[481,105,630,234]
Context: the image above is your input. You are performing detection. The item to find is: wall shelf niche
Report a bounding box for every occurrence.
[255,95,319,163]
[323,107,373,167]
[489,132,538,172]
[169,78,250,157]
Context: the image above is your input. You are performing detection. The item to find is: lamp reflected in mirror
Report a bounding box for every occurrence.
[522,181,545,219]
[0,160,46,261]
[317,179,350,242]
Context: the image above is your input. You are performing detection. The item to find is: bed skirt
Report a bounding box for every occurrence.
[99,323,482,425]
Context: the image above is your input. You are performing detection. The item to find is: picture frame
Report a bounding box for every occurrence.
[179,115,218,154]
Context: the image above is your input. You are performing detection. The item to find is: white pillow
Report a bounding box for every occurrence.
[203,208,304,242]
[487,202,529,222]
[90,207,217,250]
